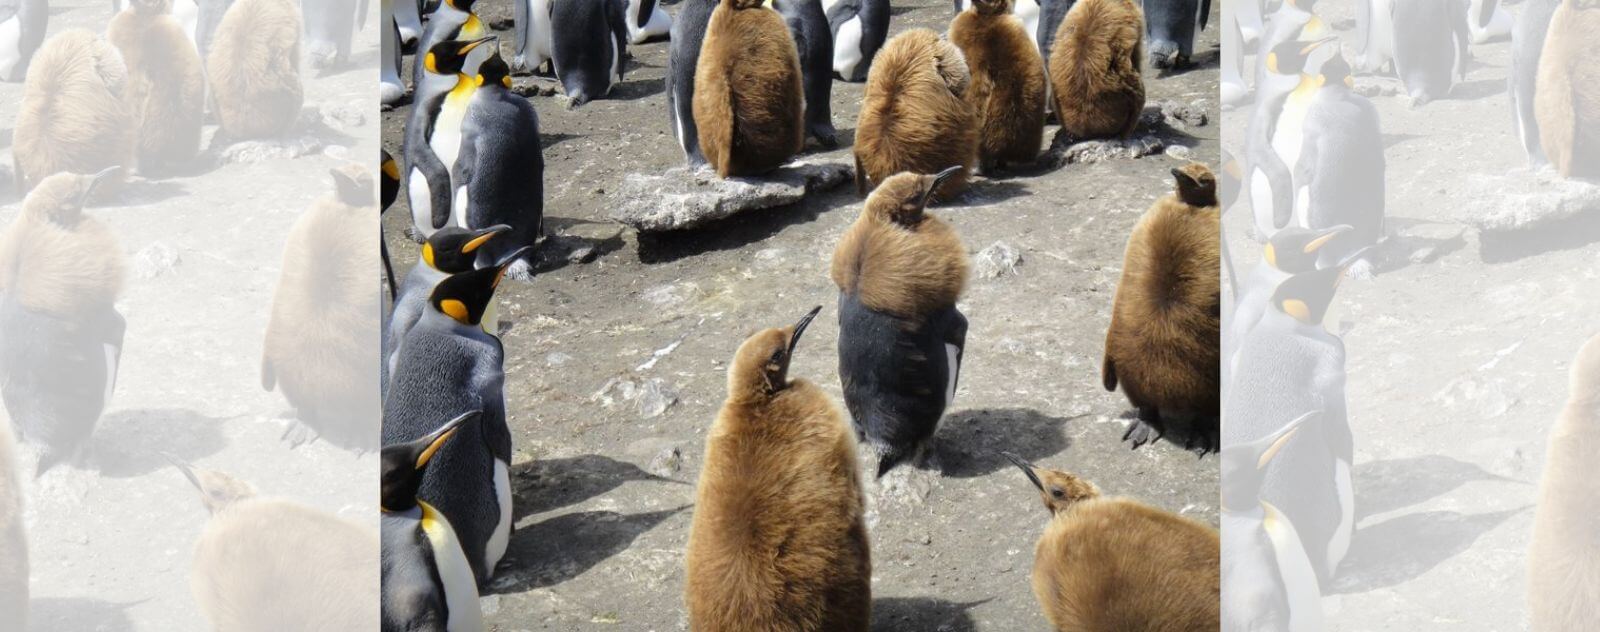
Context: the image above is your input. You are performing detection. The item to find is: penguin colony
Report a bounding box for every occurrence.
[380,0,1225,629]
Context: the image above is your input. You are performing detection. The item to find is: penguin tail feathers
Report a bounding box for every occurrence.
[876,448,910,478]
[260,356,276,392]
[1101,355,1117,392]
[854,153,867,196]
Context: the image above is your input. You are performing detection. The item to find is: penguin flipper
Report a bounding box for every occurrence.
[1198,0,1210,31]
[1102,354,1117,391]
[940,307,967,408]
[450,134,478,227]
[606,0,630,80]
[1291,130,1321,227]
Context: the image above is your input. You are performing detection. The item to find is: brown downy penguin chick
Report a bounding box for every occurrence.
[949,0,1047,173]
[207,0,303,140]
[1048,0,1145,140]
[1004,453,1220,632]
[108,0,205,177]
[693,0,806,177]
[855,28,978,196]
[0,426,24,631]
[12,29,133,193]
[1534,0,1600,179]
[1103,162,1220,453]
[261,164,381,451]
[170,458,379,631]
[1529,333,1600,631]
[685,306,872,632]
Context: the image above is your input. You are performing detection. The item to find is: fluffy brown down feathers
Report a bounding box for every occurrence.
[1049,0,1145,140]
[208,0,304,139]
[693,0,805,177]
[1535,1,1600,179]
[855,29,977,195]
[949,0,1047,169]
[108,0,205,175]
[12,29,133,193]
[0,172,125,318]
[1528,334,1600,632]
[830,172,969,319]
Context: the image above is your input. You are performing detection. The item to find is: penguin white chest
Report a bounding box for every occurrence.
[1263,502,1325,632]
[1272,87,1316,176]
[530,0,555,65]
[832,17,864,77]
[420,503,485,631]
[488,459,512,573]
[1014,0,1041,41]
[433,93,474,173]
[176,0,200,46]
[0,16,21,77]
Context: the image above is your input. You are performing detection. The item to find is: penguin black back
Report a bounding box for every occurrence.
[550,0,627,107]
[666,0,718,165]
[381,411,484,631]
[693,0,806,177]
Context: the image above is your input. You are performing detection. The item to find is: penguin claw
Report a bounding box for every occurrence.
[1122,419,1160,449]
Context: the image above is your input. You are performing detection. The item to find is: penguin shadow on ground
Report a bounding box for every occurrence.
[887,3,918,16]
[1381,132,1426,150]
[1155,45,1221,79]
[103,178,191,207]
[1449,78,1507,102]
[612,64,666,101]
[532,218,627,274]
[1480,202,1600,263]
[540,132,583,151]
[1369,217,1468,275]
[88,408,230,478]
[27,597,147,632]
[511,453,685,522]
[636,186,860,264]
[1352,454,1527,523]
[491,505,689,593]
[1329,505,1528,594]
[946,178,1031,207]
[935,408,1078,478]
[871,597,990,632]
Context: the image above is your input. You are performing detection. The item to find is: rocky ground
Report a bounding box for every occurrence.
[383,0,1222,630]
[1224,1,1599,629]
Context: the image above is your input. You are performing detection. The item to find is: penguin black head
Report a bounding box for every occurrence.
[168,455,257,516]
[1285,0,1319,12]
[330,163,376,207]
[1318,50,1354,88]
[444,0,478,11]
[476,48,513,90]
[866,167,964,227]
[969,0,1012,15]
[423,36,495,76]
[381,411,479,513]
[727,306,822,401]
[1002,453,1101,515]
[428,245,531,326]
[381,150,400,213]
[1220,411,1316,513]
[1171,162,1218,208]
[23,167,120,226]
[1265,36,1337,76]
[422,225,512,274]
[1262,225,1350,274]
[1270,265,1345,325]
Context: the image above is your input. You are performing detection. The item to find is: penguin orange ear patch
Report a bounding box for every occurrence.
[1266,53,1279,74]
[1282,299,1312,323]
[425,53,438,74]
[382,159,400,180]
[1263,243,1278,267]
[441,299,470,323]
[422,243,436,267]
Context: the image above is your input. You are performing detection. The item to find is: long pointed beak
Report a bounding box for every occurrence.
[416,410,479,469]
[461,35,496,55]
[163,452,203,493]
[462,224,513,254]
[1300,35,1338,56]
[82,166,121,204]
[787,305,822,357]
[1002,452,1044,492]
[921,166,964,208]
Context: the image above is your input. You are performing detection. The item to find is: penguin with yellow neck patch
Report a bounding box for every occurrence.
[1286,51,1385,279]
[385,224,511,386]
[412,0,488,87]
[383,250,529,586]
[453,49,544,278]
[1223,224,1349,390]
[405,36,496,243]
[1221,411,1325,632]
[382,411,485,631]
[1246,35,1336,243]
[1223,265,1354,586]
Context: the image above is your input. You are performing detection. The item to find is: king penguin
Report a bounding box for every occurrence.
[1223,266,1355,585]
[684,306,872,632]
[1351,0,1393,74]
[455,49,544,277]
[405,36,496,242]
[1391,0,1469,107]
[822,0,889,82]
[1142,0,1209,69]
[0,169,125,476]
[950,0,1047,173]
[1534,0,1600,180]
[301,0,359,72]
[550,0,628,108]
[854,29,977,194]
[1047,0,1146,139]
[382,0,406,105]
[0,420,23,630]
[831,168,969,476]
[1465,0,1512,44]
[1004,454,1220,632]
[773,0,839,148]
[207,0,304,140]
[510,0,553,75]
[1509,0,1559,168]
[1251,0,1328,88]
[1290,51,1385,278]
[394,0,422,46]
[1220,411,1325,632]
[386,224,511,380]
[383,257,529,586]
[1223,224,1349,390]
[666,0,717,166]
[381,411,485,631]
[413,0,489,87]
[0,0,45,82]
[1528,333,1600,632]
[382,150,400,301]
[13,29,133,194]
[694,0,804,177]
[1245,35,1336,243]
[108,0,206,178]
[625,0,672,44]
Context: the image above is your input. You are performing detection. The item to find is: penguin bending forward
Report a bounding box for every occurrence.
[1534,0,1600,180]
[950,0,1047,173]
[773,0,839,148]
[454,50,544,277]
[693,0,805,177]
[854,29,977,195]
[1048,0,1145,139]
[381,412,485,631]
[13,29,132,194]
[823,0,889,82]
[550,0,628,107]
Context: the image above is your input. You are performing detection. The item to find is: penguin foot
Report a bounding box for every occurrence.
[503,258,535,282]
[1345,258,1376,281]
[1122,418,1162,450]
[808,124,839,149]
[280,419,320,449]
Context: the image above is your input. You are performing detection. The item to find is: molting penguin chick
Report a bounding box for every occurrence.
[694,0,805,177]
[455,49,544,277]
[261,165,382,452]
[207,0,304,139]
[1048,0,1144,140]
[171,458,380,631]
[1004,454,1220,632]
[549,0,628,108]
[832,168,969,476]
[300,0,359,72]
[12,29,132,194]
[854,29,977,195]
[108,0,206,178]
[0,420,25,630]
[949,0,1047,174]
[0,0,47,82]
[1534,0,1600,180]
[685,306,871,632]
[1529,333,1600,632]
[0,169,126,475]
[1103,163,1220,453]
[381,411,484,632]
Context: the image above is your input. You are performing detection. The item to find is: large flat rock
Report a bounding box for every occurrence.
[1466,171,1600,260]
[609,160,854,233]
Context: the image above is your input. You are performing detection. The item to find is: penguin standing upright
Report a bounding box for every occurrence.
[1004,454,1220,632]
[1103,163,1221,452]
[108,0,206,177]
[1221,0,1247,107]
[1246,35,1336,243]
[0,399,26,631]
[171,459,379,630]
[301,0,359,71]
[854,29,977,194]
[684,307,871,632]
[0,170,125,475]
[950,0,1047,173]
[511,0,553,75]
[1220,412,1325,632]
[454,50,544,277]
[381,150,400,301]
[386,225,510,380]
[1142,0,1208,69]
[12,29,132,193]
[550,0,628,107]
[1391,0,1469,107]
[1290,52,1384,277]
[957,0,1042,51]
[1534,0,1600,180]
[773,0,839,147]
[1528,333,1600,632]
[1352,0,1393,75]
[382,0,406,105]
[0,0,46,82]
[1048,0,1145,139]
[625,0,672,43]
[1509,0,1559,168]
[694,0,804,177]
[823,0,889,82]
[666,0,717,166]
[381,412,485,631]
[413,0,489,87]
[1223,266,1354,585]
[832,168,969,476]
[1223,224,1349,388]
[405,37,496,242]
[207,0,304,140]
[393,0,422,46]
[384,258,527,586]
